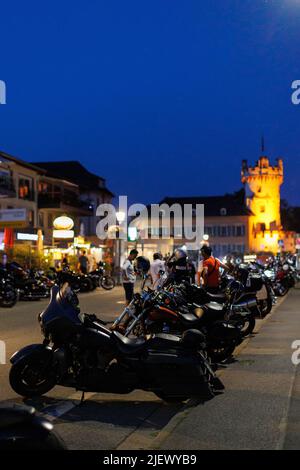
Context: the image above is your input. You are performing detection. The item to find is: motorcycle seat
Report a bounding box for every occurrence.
[177,312,201,327]
[205,302,224,312]
[206,292,227,302]
[112,331,147,354]
[0,404,35,429]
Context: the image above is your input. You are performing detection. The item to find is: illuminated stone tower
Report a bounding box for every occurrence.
[241,156,284,253]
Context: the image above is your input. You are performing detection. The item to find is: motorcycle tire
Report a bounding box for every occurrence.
[231,314,256,337]
[0,427,67,450]
[0,291,18,308]
[101,276,115,290]
[80,277,94,292]
[9,358,56,398]
[275,284,289,297]
[258,297,273,317]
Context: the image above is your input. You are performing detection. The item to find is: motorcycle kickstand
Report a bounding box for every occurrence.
[80,391,85,405]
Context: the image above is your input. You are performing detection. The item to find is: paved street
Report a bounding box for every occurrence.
[0,285,299,450]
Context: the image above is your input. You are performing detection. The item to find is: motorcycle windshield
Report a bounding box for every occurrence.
[39,284,82,328]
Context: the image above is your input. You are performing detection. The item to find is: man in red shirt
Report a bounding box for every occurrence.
[198,245,229,292]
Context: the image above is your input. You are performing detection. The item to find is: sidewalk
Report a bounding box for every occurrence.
[154,287,300,450]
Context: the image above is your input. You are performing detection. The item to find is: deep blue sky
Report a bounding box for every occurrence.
[1,0,300,204]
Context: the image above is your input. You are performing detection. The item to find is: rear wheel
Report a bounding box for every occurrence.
[9,357,56,398]
[80,277,93,292]
[258,297,273,317]
[101,276,115,290]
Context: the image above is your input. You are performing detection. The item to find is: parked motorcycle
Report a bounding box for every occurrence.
[0,403,66,450]
[89,264,115,290]
[52,267,93,293]
[9,284,224,403]
[7,262,49,301]
[0,271,18,308]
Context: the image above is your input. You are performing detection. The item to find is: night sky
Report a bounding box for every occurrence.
[1,0,300,205]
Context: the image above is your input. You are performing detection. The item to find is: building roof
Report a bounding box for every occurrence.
[159,190,252,216]
[0,150,46,174]
[31,160,114,197]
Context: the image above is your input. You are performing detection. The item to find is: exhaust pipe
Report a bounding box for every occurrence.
[233,298,257,311]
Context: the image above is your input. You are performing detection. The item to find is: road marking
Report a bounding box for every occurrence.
[40,391,97,422]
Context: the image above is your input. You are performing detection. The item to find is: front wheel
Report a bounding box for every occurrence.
[9,357,56,398]
[101,276,115,290]
[258,296,273,317]
[232,314,256,337]
[275,283,289,297]
[0,289,18,308]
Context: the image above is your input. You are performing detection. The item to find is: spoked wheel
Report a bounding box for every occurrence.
[101,276,115,290]
[275,284,289,297]
[232,314,255,337]
[258,297,273,317]
[9,357,56,398]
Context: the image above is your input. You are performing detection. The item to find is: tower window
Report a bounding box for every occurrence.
[220,208,227,216]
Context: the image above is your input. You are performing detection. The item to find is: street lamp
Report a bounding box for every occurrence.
[116,211,126,285]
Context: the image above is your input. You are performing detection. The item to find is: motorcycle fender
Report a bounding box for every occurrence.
[10,344,53,365]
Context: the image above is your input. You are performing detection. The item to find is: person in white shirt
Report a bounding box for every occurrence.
[150,253,165,289]
[122,249,139,305]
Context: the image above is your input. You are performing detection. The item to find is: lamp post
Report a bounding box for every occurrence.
[116,211,126,285]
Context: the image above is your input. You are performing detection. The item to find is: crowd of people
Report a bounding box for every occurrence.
[121,245,228,305]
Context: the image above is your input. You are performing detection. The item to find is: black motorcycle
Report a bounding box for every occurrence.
[53,267,93,293]
[0,270,18,308]
[7,262,49,301]
[112,287,243,363]
[9,284,223,403]
[0,403,66,450]
[89,266,115,290]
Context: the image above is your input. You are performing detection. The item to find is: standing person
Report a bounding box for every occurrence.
[0,252,8,269]
[187,260,197,284]
[165,248,190,286]
[87,252,96,273]
[78,250,89,274]
[150,252,165,289]
[122,249,139,305]
[61,255,69,270]
[198,245,229,292]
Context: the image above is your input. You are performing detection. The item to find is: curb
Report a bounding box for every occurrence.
[146,291,290,450]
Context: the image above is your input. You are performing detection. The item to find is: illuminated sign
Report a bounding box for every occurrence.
[53,216,74,230]
[53,230,74,239]
[0,209,27,228]
[17,233,43,241]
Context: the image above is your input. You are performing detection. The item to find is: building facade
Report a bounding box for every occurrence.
[32,161,114,242]
[0,151,43,244]
[242,156,295,254]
